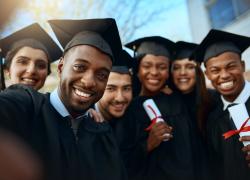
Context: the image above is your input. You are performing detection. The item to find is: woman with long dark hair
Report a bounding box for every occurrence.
[170,41,213,180]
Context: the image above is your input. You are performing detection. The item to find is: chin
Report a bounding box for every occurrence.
[111,112,124,119]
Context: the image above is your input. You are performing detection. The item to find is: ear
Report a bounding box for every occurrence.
[241,60,245,72]
[5,69,11,78]
[204,69,211,80]
[57,57,64,75]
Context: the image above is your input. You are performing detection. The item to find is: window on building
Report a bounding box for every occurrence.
[205,0,250,28]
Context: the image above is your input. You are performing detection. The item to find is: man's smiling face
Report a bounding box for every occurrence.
[58,45,112,115]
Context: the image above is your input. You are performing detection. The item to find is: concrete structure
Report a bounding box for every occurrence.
[187,0,250,70]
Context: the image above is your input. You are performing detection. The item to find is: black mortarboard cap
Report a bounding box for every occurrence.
[0,23,62,62]
[48,18,122,62]
[191,29,250,63]
[125,36,175,59]
[111,50,133,74]
[174,41,198,60]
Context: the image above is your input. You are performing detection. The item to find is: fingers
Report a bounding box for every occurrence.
[88,109,104,123]
[160,86,173,95]
[147,122,173,152]
[151,121,173,141]
[162,133,173,141]
[239,136,250,142]
[241,143,250,168]
[242,144,250,152]
[152,121,173,134]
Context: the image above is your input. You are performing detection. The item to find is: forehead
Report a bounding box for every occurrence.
[107,72,132,85]
[141,54,170,64]
[14,46,48,59]
[65,45,112,65]
[205,51,241,68]
[172,58,196,66]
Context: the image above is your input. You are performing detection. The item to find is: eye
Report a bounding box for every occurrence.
[186,64,196,70]
[210,68,219,74]
[16,58,29,65]
[172,65,180,71]
[96,71,109,81]
[36,61,47,70]
[227,63,237,70]
[73,64,87,72]
[106,86,115,92]
[123,86,132,92]
[159,65,168,70]
[141,63,151,69]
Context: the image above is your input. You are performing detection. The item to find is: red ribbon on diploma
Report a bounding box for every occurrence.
[145,105,162,131]
[223,117,250,139]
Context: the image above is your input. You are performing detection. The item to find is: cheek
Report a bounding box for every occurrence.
[38,70,48,79]
[205,71,215,81]
[160,70,169,81]
[125,93,133,103]
[189,71,196,81]
[97,81,109,95]
[172,72,178,83]
[137,69,145,80]
[8,65,22,79]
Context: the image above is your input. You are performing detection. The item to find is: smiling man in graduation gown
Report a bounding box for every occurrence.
[0,18,127,180]
[95,50,133,146]
[192,29,250,180]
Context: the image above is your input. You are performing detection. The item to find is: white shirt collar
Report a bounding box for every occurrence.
[94,103,100,113]
[50,88,70,117]
[221,81,250,110]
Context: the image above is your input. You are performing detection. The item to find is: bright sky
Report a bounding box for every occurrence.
[0,0,192,45]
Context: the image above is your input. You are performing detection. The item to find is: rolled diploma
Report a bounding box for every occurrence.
[143,99,169,140]
[228,103,250,146]
[143,99,164,122]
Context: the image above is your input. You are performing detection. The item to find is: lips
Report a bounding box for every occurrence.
[112,104,126,111]
[21,78,37,86]
[74,89,91,98]
[147,79,160,84]
[178,78,189,83]
[219,81,234,90]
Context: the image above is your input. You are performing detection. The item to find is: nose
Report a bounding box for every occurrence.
[180,67,186,75]
[80,71,96,89]
[150,66,158,76]
[220,69,230,80]
[114,89,125,102]
[26,63,36,74]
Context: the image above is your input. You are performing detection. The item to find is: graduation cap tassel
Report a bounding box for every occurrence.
[0,52,6,91]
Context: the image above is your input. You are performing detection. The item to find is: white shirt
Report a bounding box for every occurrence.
[50,88,86,136]
[222,81,250,110]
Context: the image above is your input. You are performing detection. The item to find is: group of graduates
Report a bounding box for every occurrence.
[0,16,250,180]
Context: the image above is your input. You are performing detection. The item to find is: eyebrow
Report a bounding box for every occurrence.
[16,55,30,59]
[106,84,117,87]
[75,58,111,71]
[16,55,48,62]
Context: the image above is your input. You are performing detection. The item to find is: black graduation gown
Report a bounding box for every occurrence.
[121,92,194,180]
[0,85,127,180]
[109,116,127,148]
[207,93,250,180]
[181,91,210,180]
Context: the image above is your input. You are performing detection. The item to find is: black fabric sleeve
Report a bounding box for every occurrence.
[77,116,128,180]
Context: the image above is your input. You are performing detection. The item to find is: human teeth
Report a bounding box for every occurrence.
[179,78,188,82]
[23,78,36,83]
[220,81,233,89]
[75,89,91,98]
[148,79,159,83]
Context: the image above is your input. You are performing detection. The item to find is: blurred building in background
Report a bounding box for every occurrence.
[188,0,250,82]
